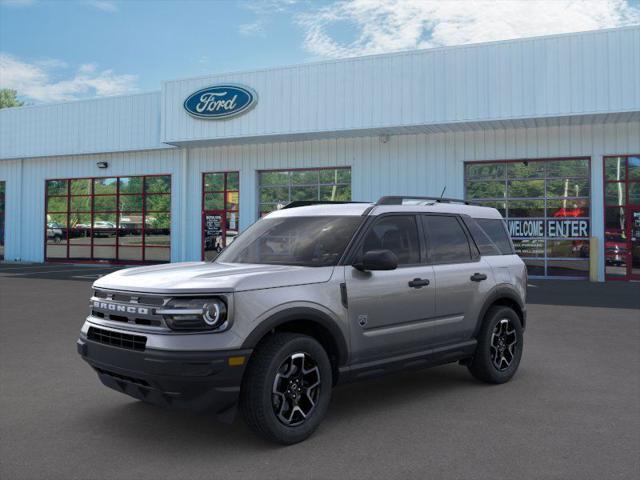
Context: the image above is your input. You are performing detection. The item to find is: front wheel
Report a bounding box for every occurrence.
[240,333,332,444]
[467,306,523,384]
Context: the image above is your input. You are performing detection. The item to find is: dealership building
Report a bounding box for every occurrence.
[1,26,639,281]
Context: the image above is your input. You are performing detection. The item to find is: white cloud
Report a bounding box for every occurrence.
[242,0,299,15]
[297,0,640,58]
[83,0,118,13]
[0,53,138,103]
[238,19,266,36]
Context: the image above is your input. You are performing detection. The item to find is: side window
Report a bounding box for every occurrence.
[476,218,514,255]
[423,215,472,264]
[359,215,420,265]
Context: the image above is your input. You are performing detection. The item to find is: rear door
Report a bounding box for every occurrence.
[345,214,436,362]
[421,214,493,345]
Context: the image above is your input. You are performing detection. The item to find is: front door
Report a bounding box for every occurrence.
[202,171,240,261]
[345,214,436,363]
[630,208,640,280]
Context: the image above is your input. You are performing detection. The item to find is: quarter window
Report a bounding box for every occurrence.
[360,216,420,265]
[476,218,514,255]
[423,216,472,264]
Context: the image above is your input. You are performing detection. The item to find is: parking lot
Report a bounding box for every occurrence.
[1,263,638,480]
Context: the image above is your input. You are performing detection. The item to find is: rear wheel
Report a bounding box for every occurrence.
[240,333,332,444]
[468,306,523,384]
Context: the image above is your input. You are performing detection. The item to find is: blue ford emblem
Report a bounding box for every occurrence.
[183,84,257,119]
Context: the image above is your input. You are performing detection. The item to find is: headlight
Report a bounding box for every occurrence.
[157,298,228,331]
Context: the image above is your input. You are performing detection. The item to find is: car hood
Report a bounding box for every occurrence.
[93,261,335,294]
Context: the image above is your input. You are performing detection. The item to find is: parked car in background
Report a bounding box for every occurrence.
[46,222,64,243]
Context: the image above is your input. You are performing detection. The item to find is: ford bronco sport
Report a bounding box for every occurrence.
[77,196,527,444]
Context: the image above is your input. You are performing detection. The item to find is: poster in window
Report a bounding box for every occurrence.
[204,214,224,260]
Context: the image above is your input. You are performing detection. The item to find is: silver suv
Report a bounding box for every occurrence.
[77,196,527,444]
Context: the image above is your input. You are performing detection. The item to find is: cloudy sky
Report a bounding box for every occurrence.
[1,0,639,104]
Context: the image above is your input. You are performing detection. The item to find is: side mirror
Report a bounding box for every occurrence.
[353,249,398,271]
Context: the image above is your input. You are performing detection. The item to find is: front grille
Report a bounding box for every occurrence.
[91,289,168,329]
[87,326,147,351]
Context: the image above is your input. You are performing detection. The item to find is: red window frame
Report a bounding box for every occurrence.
[603,154,640,281]
[44,174,171,264]
[201,171,240,260]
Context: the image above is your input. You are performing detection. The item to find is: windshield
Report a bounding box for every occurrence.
[216,216,362,267]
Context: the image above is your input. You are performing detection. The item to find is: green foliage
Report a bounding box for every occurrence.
[0,89,24,109]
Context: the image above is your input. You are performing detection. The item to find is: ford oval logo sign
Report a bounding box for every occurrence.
[183,84,257,120]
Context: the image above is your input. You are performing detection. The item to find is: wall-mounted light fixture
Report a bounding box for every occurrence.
[96,161,108,169]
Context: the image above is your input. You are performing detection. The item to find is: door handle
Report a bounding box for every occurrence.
[408,278,430,288]
[470,272,487,282]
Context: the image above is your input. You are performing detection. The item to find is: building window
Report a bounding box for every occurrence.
[258,167,351,216]
[202,171,239,261]
[0,181,5,260]
[45,175,171,263]
[603,155,640,280]
[465,158,591,278]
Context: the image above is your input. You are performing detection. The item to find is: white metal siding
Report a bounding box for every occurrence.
[1,121,638,280]
[0,92,168,160]
[162,27,640,144]
[180,120,639,282]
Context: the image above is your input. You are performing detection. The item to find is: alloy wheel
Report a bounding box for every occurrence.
[490,318,518,371]
[272,352,321,426]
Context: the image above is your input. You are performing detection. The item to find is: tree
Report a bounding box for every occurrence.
[0,89,24,109]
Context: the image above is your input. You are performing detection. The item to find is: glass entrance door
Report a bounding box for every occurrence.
[604,155,640,281]
[631,208,640,280]
[201,172,239,261]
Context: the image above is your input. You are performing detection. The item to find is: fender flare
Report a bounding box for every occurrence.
[241,307,349,366]
[474,285,527,336]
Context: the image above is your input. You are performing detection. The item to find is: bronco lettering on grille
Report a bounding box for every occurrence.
[93,301,149,315]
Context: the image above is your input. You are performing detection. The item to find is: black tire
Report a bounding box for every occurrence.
[240,333,333,445]
[468,306,523,384]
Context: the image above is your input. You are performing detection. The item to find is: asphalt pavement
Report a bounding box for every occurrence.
[0,264,639,480]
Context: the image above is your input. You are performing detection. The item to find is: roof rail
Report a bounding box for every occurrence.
[281,200,369,209]
[376,196,473,205]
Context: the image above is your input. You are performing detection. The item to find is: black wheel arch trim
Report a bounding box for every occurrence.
[474,285,526,336]
[241,307,349,366]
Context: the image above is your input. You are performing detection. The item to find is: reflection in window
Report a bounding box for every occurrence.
[258,168,351,216]
[604,157,626,181]
[423,216,471,264]
[605,183,625,206]
[45,175,171,263]
[363,216,420,265]
[603,155,640,279]
[464,158,591,277]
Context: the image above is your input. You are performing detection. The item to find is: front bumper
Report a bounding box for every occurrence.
[77,335,251,414]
